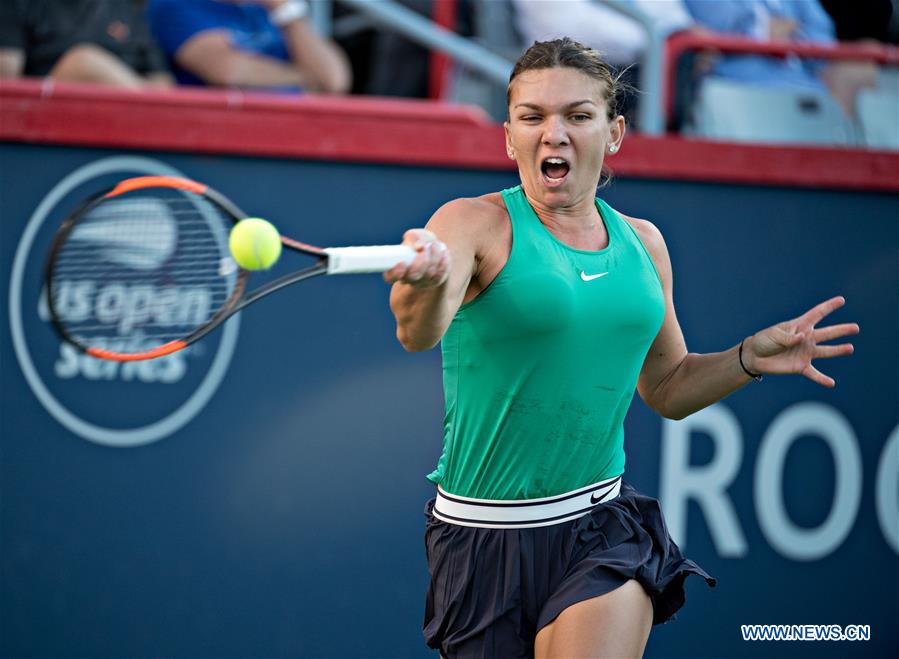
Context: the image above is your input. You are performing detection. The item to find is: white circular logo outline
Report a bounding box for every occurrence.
[9,156,240,447]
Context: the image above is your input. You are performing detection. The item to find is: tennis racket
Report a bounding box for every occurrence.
[44,175,415,361]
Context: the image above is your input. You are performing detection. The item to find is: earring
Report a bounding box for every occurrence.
[507,149,515,160]
[608,145,618,154]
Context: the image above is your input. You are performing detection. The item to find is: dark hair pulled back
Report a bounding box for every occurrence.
[507,37,623,119]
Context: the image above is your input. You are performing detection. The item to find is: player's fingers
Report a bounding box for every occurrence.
[800,296,845,326]
[803,363,835,388]
[383,261,409,283]
[403,228,432,252]
[431,240,448,260]
[402,229,421,247]
[397,237,448,285]
[404,246,433,282]
[418,243,450,287]
[814,323,860,343]
[814,343,854,359]
[386,260,409,278]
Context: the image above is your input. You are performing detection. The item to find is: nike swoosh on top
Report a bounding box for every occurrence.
[580,271,609,281]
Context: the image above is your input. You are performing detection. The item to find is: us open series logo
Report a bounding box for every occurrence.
[9,156,240,447]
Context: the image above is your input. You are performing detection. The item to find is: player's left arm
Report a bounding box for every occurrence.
[631,217,858,420]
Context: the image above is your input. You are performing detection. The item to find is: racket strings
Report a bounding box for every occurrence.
[49,189,239,351]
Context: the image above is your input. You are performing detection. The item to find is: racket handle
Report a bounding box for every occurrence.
[324,245,417,274]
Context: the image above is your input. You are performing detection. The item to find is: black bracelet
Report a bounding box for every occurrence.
[739,339,763,382]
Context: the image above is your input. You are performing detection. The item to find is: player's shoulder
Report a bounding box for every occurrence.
[617,212,672,280]
[619,213,667,255]
[429,192,508,231]
[436,192,506,218]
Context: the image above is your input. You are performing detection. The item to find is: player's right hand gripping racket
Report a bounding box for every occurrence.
[44,176,415,361]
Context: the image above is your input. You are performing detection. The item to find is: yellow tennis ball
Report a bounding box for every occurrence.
[229,218,282,270]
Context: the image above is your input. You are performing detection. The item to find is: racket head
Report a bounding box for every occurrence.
[44,176,255,361]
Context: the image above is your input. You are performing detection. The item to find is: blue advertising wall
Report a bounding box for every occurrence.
[2,100,898,657]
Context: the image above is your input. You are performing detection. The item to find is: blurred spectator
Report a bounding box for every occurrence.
[147,0,351,93]
[330,1,377,95]
[0,0,173,88]
[513,0,694,69]
[510,0,705,126]
[684,0,878,117]
[366,0,473,99]
[366,0,432,98]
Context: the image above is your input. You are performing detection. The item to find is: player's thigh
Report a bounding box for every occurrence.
[534,579,653,659]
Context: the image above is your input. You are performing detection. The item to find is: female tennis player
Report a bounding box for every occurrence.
[385,38,859,658]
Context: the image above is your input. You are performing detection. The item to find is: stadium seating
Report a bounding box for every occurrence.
[688,77,860,146]
[858,68,899,149]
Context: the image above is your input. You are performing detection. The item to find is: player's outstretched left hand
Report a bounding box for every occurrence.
[743,296,859,387]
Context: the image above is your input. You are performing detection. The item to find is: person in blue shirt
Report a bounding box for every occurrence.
[684,0,878,116]
[147,0,350,92]
[685,0,835,89]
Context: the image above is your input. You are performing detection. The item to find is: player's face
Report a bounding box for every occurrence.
[505,67,624,208]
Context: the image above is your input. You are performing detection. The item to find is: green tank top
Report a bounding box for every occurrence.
[429,185,665,500]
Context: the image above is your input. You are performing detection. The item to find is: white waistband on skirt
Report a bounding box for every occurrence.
[433,475,622,529]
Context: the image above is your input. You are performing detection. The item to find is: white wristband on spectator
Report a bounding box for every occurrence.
[270,0,310,26]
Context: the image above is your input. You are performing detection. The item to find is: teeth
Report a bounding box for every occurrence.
[545,157,566,164]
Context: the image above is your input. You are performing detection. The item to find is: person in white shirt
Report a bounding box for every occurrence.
[513,0,694,67]
[511,0,704,126]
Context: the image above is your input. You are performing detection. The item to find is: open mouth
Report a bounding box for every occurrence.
[541,157,570,185]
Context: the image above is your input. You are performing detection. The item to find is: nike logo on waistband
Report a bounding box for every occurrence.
[580,271,609,282]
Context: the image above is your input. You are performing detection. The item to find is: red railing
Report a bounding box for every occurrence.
[664,32,899,123]
[1,78,897,191]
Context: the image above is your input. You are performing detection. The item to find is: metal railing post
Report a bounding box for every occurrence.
[311,0,333,36]
[600,0,669,135]
[337,0,513,86]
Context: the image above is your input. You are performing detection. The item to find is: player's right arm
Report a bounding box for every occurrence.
[386,198,485,352]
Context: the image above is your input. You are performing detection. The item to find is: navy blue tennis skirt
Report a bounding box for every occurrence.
[423,482,716,657]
